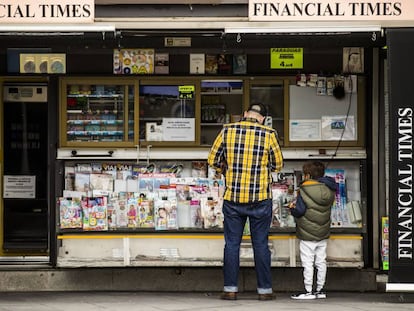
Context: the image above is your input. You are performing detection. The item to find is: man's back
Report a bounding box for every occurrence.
[208,118,283,203]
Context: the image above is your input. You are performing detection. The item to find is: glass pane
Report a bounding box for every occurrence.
[66,84,133,142]
[128,86,135,142]
[200,80,243,146]
[249,84,284,145]
[139,85,196,142]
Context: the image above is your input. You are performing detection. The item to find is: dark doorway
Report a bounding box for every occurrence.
[2,84,48,251]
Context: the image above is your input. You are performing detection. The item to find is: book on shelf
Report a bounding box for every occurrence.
[233,54,247,74]
[190,53,205,74]
[205,54,218,74]
[154,53,169,74]
[218,54,233,74]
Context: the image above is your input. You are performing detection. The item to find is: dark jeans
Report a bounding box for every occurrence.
[222,199,273,294]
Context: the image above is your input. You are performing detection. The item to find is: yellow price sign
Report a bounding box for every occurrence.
[179,85,195,99]
[270,48,303,69]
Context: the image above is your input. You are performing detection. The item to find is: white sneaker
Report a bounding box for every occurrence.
[291,292,316,300]
[314,291,326,299]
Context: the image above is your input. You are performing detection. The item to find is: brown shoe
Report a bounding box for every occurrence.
[258,293,275,301]
[221,292,237,300]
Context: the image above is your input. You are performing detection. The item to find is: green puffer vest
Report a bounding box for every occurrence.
[295,181,335,241]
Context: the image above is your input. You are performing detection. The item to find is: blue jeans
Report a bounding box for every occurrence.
[222,199,273,294]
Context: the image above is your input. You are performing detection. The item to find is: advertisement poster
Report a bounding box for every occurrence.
[113,49,155,74]
[20,53,66,74]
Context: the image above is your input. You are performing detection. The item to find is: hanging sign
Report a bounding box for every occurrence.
[270,48,303,69]
[249,0,414,23]
[0,0,94,23]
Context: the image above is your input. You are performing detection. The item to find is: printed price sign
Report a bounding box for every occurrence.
[179,85,194,99]
[270,48,303,69]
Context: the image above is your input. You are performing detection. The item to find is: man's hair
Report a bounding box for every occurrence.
[302,161,325,179]
[247,103,267,117]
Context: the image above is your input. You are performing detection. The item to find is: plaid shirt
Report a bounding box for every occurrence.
[207,118,283,203]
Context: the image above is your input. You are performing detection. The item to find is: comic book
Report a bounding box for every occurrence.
[81,197,108,231]
[59,197,82,229]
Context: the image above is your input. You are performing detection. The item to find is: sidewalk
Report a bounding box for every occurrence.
[0,291,413,311]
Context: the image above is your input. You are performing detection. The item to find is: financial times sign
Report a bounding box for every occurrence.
[387,28,414,291]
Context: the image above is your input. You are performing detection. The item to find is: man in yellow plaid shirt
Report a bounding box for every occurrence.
[208,103,283,301]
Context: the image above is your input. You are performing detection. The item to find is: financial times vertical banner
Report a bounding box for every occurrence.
[386,28,414,292]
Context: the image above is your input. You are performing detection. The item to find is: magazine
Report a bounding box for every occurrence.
[81,197,108,231]
[59,197,82,229]
[200,197,223,229]
[138,199,155,228]
[271,184,295,228]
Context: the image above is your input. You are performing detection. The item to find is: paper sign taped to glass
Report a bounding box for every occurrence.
[289,119,321,141]
[321,115,356,141]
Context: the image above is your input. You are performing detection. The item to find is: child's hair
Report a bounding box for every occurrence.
[302,161,325,179]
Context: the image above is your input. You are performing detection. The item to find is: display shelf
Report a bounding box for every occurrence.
[60,77,137,147]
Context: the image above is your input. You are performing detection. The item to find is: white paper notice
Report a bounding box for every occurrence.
[3,175,36,198]
[289,119,321,141]
[321,115,356,140]
[162,118,195,141]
